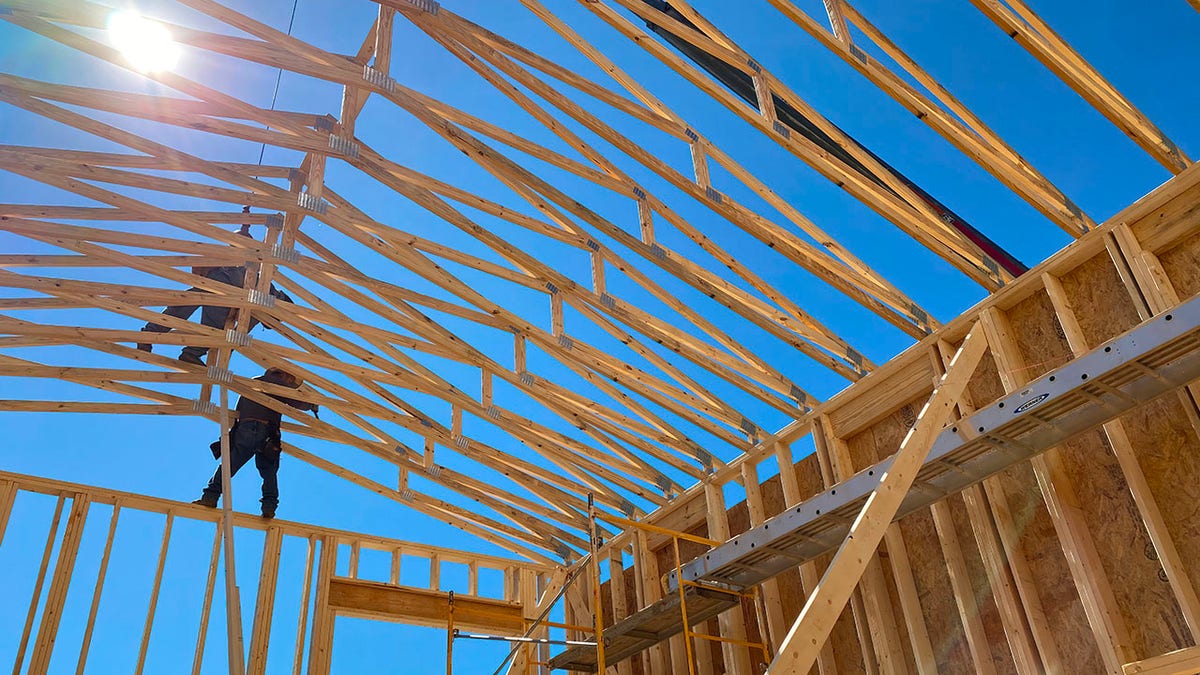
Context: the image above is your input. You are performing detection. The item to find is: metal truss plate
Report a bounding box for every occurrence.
[328,134,359,158]
[225,329,253,347]
[247,289,275,308]
[190,399,217,416]
[397,0,439,14]
[296,192,327,214]
[270,243,300,264]
[205,366,233,384]
[362,64,396,92]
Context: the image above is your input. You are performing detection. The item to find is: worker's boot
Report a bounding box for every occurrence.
[137,327,156,353]
[178,351,206,366]
[261,497,277,520]
[191,493,219,508]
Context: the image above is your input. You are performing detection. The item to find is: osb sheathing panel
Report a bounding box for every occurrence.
[1061,429,1190,658]
[648,522,725,669]
[769,454,870,674]
[1007,291,1073,375]
[896,507,973,673]
[863,539,916,670]
[965,350,1005,411]
[1158,230,1200,299]
[725,493,771,666]
[829,355,934,438]
[1059,253,1144,344]
[632,454,865,672]
[943,340,1017,671]
[1058,252,1192,658]
[947,491,1018,674]
[878,531,920,669]
[846,389,1006,673]
[1003,291,1104,672]
[843,391,930,471]
[620,566,648,675]
[1120,394,1200,631]
[757,472,807,649]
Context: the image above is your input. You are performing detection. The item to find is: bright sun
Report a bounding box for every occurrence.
[107,11,181,73]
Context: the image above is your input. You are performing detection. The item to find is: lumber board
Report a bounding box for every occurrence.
[327,578,525,634]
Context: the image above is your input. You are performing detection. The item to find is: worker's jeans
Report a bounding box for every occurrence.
[141,288,231,360]
[201,420,280,510]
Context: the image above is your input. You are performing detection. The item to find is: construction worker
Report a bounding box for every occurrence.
[138,209,292,366]
[191,367,319,518]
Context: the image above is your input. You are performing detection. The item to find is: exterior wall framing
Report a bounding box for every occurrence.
[581,162,1200,674]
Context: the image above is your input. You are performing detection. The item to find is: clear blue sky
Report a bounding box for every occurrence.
[0,0,1197,672]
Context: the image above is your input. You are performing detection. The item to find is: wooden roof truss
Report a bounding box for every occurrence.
[0,0,1189,565]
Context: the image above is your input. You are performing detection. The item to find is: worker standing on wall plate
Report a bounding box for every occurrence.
[192,367,319,519]
[136,206,293,366]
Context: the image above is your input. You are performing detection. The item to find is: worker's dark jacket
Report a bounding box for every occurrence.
[236,374,317,427]
[194,264,293,304]
[209,373,316,459]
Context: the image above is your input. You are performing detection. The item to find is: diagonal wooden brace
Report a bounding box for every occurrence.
[768,322,989,674]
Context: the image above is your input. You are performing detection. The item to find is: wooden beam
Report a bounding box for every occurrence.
[632,529,671,673]
[13,496,65,675]
[608,552,633,675]
[703,482,753,675]
[328,577,525,633]
[766,0,1092,238]
[969,0,1190,173]
[135,513,174,675]
[0,469,551,573]
[292,537,318,675]
[1123,646,1200,675]
[29,494,90,675]
[881,527,937,674]
[192,525,223,675]
[741,462,786,655]
[926,343,1015,675]
[307,536,338,675]
[247,527,285,675]
[75,503,120,675]
[774,442,839,675]
[928,499,996,675]
[929,335,1051,674]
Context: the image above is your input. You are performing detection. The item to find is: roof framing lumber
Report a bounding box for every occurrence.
[0,6,1195,670]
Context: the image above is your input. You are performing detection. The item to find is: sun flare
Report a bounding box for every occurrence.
[107,10,180,73]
